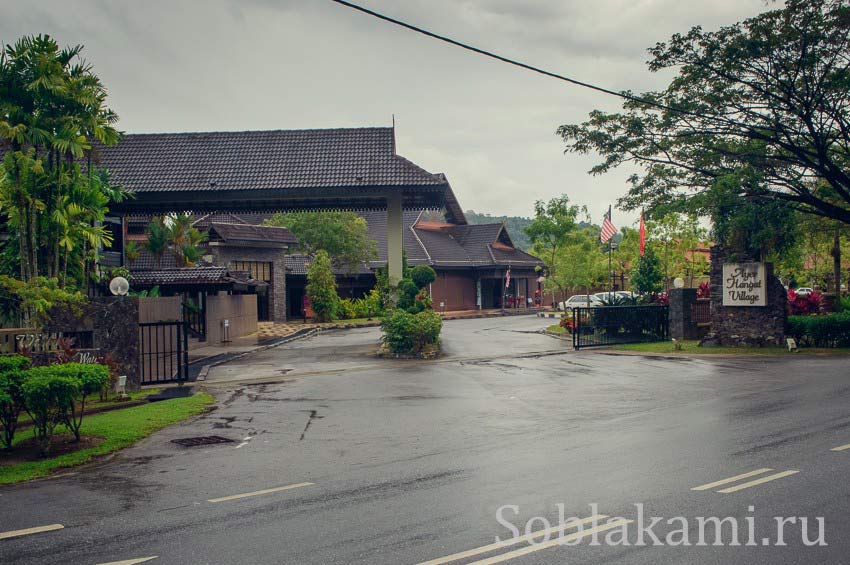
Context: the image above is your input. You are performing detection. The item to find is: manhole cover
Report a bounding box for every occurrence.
[171,435,235,447]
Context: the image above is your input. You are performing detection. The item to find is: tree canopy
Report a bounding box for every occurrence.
[265,210,377,274]
[0,34,124,289]
[559,0,850,227]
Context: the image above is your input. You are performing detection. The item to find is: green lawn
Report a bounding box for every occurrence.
[15,388,160,427]
[0,392,215,484]
[546,324,567,334]
[612,340,850,356]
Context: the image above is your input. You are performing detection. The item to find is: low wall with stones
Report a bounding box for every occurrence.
[701,247,786,347]
[45,297,141,390]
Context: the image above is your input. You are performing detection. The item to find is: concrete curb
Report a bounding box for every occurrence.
[543,329,572,342]
[197,311,548,381]
[537,312,564,319]
[196,327,320,381]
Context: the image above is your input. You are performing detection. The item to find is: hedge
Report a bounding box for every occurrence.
[381,309,442,355]
[787,313,850,348]
[1,360,110,454]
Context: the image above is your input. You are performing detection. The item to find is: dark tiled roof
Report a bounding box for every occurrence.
[208,223,297,245]
[95,128,446,193]
[131,267,230,286]
[128,250,181,271]
[192,212,248,228]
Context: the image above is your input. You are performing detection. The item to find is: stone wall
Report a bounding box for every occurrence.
[701,247,787,347]
[45,297,141,389]
[669,288,700,340]
[210,246,287,322]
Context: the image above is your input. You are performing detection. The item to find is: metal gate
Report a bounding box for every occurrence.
[572,305,669,350]
[138,321,189,384]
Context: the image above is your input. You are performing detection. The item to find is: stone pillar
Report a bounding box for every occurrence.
[669,287,698,340]
[386,192,403,284]
[272,253,287,323]
[701,247,787,347]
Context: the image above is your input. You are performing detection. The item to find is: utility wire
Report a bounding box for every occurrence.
[329,0,686,115]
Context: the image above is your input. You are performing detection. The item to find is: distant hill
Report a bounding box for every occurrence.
[465,210,533,251]
[464,211,603,251]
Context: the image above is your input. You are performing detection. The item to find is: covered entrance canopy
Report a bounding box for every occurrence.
[97,127,456,282]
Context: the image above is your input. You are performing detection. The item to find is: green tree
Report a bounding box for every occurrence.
[612,227,640,291]
[525,196,586,304]
[306,250,339,322]
[265,211,377,274]
[551,227,608,295]
[0,35,121,286]
[559,1,850,227]
[166,213,208,267]
[144,217,169,268]
[631,247,664,295]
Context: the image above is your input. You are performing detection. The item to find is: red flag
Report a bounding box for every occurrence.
[600,214,617,243]
[639,212,646,256]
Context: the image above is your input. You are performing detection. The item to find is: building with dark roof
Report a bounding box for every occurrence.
[101,126,543,320]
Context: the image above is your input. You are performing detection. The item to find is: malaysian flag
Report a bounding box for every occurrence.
[600,208,617,243]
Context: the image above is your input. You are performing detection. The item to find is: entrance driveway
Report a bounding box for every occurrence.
[3,315,850,564]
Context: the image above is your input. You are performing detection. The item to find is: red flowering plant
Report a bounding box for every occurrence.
[696,282,711,299]
[787,289,824,315]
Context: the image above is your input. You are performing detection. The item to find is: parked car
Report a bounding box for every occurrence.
[559,294,603,311]
[795,287,814,296]
[594,291,637,303]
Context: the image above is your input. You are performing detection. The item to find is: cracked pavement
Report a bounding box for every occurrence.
[2,315,850,564]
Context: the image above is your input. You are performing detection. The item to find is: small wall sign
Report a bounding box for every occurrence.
[722,263,766,306]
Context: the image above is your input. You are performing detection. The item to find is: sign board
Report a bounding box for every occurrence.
[722,263,767,306]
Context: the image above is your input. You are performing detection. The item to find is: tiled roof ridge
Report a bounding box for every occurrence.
[117,126,394,138]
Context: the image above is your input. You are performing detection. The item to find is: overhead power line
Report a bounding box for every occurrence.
[328,0,684,115]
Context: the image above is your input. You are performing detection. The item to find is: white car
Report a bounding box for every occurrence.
[593,291,637,303]
[795,287,814,296]
[559,294,603,311]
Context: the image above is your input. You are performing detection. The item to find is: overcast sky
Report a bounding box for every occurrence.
[2,0,771,226]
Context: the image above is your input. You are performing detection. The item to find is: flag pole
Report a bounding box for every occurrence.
[608,205,613,298]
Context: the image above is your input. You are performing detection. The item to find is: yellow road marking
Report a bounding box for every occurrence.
[467,519,633,565]
[207,482,314,503]
[418,515,607,565]
[0,523,64,540]
[830,443,850,452]
[95,557,158,565]
[690,468,774,491]
[717,470,799,494]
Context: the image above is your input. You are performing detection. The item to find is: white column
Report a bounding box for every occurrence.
[386,192,403,284]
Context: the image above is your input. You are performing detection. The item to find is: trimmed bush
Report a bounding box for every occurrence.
[352,289,383,319]
[410,265,437,290]
[787,313,850,348]
[396,279,420,311]
[338,298,357,320]
[0,355,31,450]
[55,364,111,441]
[381,309,442,355]
[22,369,79,455]
[21,363,110,454]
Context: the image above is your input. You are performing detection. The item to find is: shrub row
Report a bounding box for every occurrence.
[381,309,442,355]
[787,313,850,348]
[0,357,110,454]
[338,289,385,320]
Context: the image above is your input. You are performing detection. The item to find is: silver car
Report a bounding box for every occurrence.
[559,294,603,311]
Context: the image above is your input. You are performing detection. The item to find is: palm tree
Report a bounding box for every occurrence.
[0,34,120,285]
[145,218,169,268]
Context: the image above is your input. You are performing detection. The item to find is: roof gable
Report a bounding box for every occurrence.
[94,127,447,194]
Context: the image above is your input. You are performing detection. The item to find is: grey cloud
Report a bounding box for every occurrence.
[0,0,770,222]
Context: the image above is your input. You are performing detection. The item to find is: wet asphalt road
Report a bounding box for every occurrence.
[2,315,850,564]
